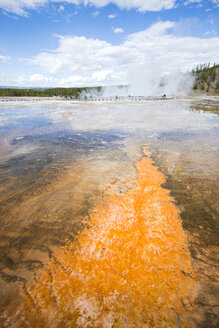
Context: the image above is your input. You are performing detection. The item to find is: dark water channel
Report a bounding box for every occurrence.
[0,98,218,327]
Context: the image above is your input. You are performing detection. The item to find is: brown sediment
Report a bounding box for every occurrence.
[3,149,197,327]
[190,99,219,116]
[151,150,219,328]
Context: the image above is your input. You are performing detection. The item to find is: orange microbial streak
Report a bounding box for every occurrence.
[9,151,196,328]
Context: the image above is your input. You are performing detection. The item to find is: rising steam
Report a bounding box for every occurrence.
[127,64,195,97]
[83,65,195,98]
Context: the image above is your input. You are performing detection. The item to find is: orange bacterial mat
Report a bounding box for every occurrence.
[6,149,197,328]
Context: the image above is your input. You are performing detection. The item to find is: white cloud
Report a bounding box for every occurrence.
[0,0,176,16]
[185,0,219,5]
[32,35,130,75]
[0,0,48,16]
[108,13,117,19]
[0,54,11,62]
[184,0,202,3]
[58,4,65,11]
[92,11,99,17]
[23,20,219,88]
[0,0,218,16]
[1,20,219,89]
[29,73,48,82]
[15,73,55,86]
[113,27,124,34]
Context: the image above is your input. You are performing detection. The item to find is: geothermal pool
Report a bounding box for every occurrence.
[0,97,218,327]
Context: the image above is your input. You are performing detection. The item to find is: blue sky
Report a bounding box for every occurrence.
[0,0,219,87]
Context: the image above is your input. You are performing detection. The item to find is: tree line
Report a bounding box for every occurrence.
[192,63,219,92]
[0,86,102,97]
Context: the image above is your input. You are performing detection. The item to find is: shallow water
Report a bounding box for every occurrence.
[0,97,218,327]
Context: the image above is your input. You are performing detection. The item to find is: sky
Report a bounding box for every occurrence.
[0,0,219,87]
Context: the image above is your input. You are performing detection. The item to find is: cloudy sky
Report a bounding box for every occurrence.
[0,0,219,87]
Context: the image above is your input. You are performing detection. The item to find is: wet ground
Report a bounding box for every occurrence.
[0,97,218,327]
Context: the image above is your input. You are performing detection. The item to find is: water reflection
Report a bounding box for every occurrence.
[0,98,218,327]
